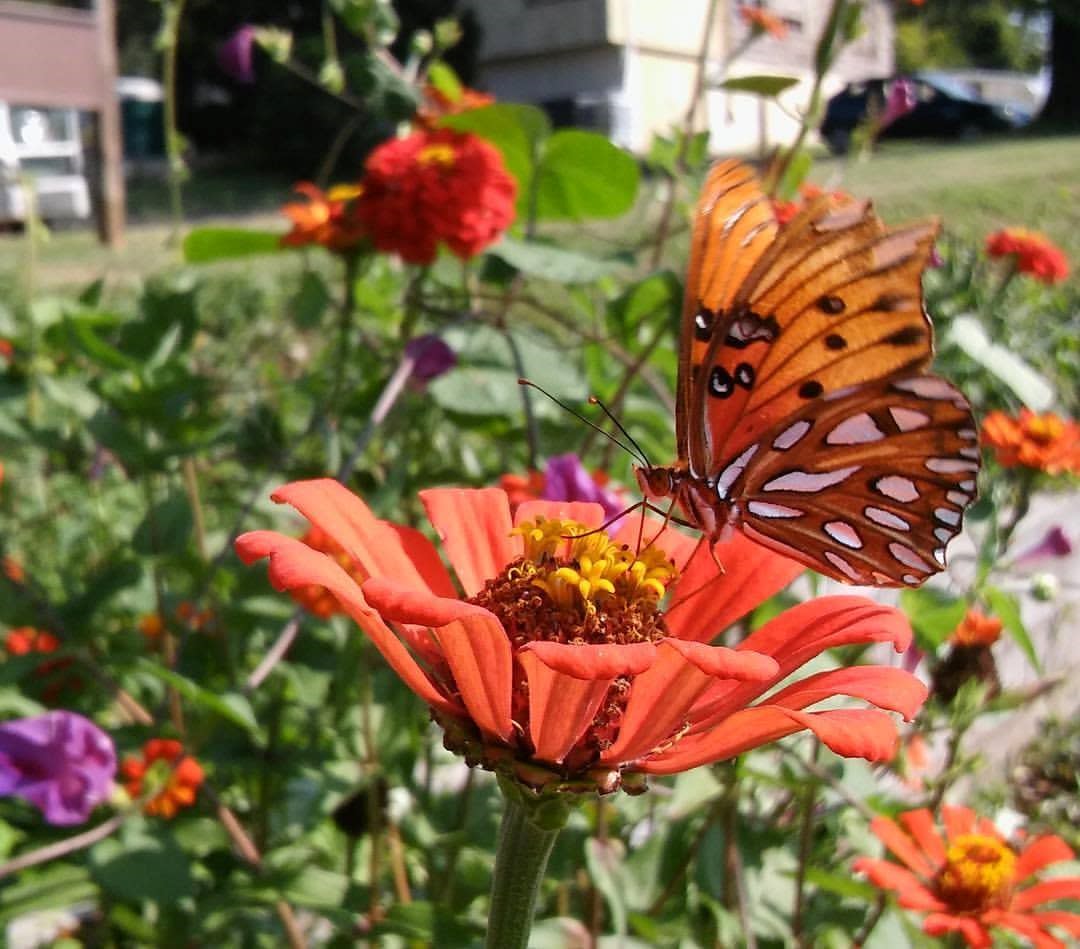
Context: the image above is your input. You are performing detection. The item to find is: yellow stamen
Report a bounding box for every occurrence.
[418,143,456,167]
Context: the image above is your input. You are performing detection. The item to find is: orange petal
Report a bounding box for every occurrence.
[362,576,490,627]
[519,651,613,764]
[1016,836,1076,882]
[852,857,946,910]
[518,641,656,680]
[765,667,927,719]
[983,910,1066,949]
[923,913,992,947]
[665,531,804,643]
[272,480,456,597]
[868,814,938,878]
[942,804,976,841]
[1030,911,1080,938]
[899,809,947,867]
[514,499,605,530]
[235,531,459,717]
[421,488,518,597]
[1012,878,1080,911]
[435,613,514,743]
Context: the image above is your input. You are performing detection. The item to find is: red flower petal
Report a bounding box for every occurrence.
[638,707,900,773]
[519,651,614,764]
[420,488,517,597]
[665,532,804,642]
[923,913,992,947]
[518,641,656,679]
[983,910,1066,949]
[766,667,927,719]
[436,613,514,743]
[899,808,947,867]
[1016,836,1076,881]
[514,499,605,530]
[942,804,976,841]
[361,576,491,628]
[271,480,456,597]
[234,531,459,717]
[1012,878,1080,911]
[1030,911,1080,938]
[869,814,938,878]
[853,857,946,910]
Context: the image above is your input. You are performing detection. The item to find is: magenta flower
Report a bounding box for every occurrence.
[0,712,116,825]
[405,335,457,384]
[542,453,625,520]
[217,25,257,85]
[881,77,916,129]
[1013,526,1073,567]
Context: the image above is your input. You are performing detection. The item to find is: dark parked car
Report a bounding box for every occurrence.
[820,74,1029,154]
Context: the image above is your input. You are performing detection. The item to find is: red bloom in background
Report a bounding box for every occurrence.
[356,129,516,265]
[855,805,1080,947]
[121,738,204,819]
[499,453,627,521]
[238,481,925,794]
[4,627,79,700]
[290,525,366,619]
[5,627,60,657]
[981,409,1080,476]
[281,182,367,254]
[738,4,788,39]
[985,228,1069,284]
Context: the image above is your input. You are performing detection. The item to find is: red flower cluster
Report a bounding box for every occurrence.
[738,4,788,39]
[4,626,79,700]
[356,129,517,265]
[281,182,367,255]
[985,228,1069,284]
[856,806,1080,947]
[981,409,1080,476]
[121,738,204,819]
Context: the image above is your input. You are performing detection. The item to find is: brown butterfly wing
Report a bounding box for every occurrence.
[733,376,978,586]
[678,160,776,472]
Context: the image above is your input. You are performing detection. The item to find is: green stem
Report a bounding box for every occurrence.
[486,781,571,949]
[162,0,188,243]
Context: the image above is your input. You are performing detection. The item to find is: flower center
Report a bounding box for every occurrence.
[934,833,1016,913]
[417,143,457,167]
[468,517,677,649]
[1024,413,1064,444]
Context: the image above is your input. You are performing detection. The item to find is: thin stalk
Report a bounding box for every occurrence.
[181,457,208,560]
[853,893,887,946]
[0,812,128,878]
[161,0,189,243]
[502,326,540,470]
[791,745,821,945]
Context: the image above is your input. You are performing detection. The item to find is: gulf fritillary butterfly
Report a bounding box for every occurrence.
[635,160,978,587]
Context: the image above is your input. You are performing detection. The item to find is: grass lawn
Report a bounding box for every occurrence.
[1,133,1077,294]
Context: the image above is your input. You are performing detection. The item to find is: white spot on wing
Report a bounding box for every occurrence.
[826,413,886,445]
[865,506,911,531]
[926,457,979,474]
[890,407,931,432]
[893,377,958,400]
[875,476,919,502]
[824,550,861,581]
[763,466,861,493]
[747,501,804,519]
[889,542,932,572]
[958,429,977,441]
[773,420,812,450]
[960,480,976,492]
[933,548,947,566]
[935,507,960,526]
[825,520,863,548]
[959,446,980,459]
[934,527,953,544]
[902,574,921,586]
[946,491,970,506]
[715,444,758,499]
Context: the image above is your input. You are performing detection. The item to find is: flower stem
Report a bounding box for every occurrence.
[486,780,571,949]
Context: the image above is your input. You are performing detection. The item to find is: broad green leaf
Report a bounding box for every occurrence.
[533,130,639,220]
[718,74,800,97]
[985,587,1040,672]
[490,236,623,284]
[131,493,193,555]
[183,227,283,264]
[947,314,1054,410]
[899,587,967,650]
[90,827,195,904]
[136,659,260,735]
[0,863,97,924]
[441,103,550,200]
[426,60,462,101]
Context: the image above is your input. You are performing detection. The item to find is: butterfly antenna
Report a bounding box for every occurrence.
[517,379,649,467]
[588,395,652,468]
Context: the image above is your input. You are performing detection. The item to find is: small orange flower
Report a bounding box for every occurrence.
[855,806,1080,947]
[3,556,25,584]
[417,83,494,126]
[981,409,1080,476]
[738,4,788,39]
[291,525,366,618]
[4,627,79,700]
[0,339,12,359]
[772,182,854,227]
[985,228,1069,284]
[121,738,204,819]
[175,602,214,631]
[5,626,60,656]
[951,608,1003,648]
[281,182,367,254]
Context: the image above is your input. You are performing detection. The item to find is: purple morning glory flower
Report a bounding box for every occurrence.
[881,77,916,129]
[1013,526,1073,567]
[217,25,257,85]
[0,711,116,825]
[405,335,457,383]
[542,453,625,520]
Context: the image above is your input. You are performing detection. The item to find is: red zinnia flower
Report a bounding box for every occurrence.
[121,738,204,819]
[237,481,926,794]
[981,410,1080,476]
[5,626,60,656]
[281,182,367,254]
[855,805,1080,947]
[985,228,1069,284]
[356,129,517,265]
[738,4,788,39]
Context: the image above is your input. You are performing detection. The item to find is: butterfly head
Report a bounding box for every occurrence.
[634,464,679,504]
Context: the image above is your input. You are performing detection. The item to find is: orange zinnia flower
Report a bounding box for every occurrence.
[237,481,926,794]
[416,82,495,126]
[281,182,367,254]
[138,613,165,640]
[981,409,1080,476]
[951,608,1003,647]
[738,4,788,39]
[121,738,204,819]
[855,806,1080,947]
[985,228,1069,284]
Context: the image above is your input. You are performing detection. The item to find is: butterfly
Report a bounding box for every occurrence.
[635,160,978,587]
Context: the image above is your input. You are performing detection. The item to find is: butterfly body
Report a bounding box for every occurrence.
[647,160,979,588]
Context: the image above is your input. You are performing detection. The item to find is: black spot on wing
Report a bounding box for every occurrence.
[734,362,755,389]
[884,326,926,347]
[824,333,847,350]
[798,380,823,399]
[694,305,716,342]
[817,295,845,314]
[709,366,734,399]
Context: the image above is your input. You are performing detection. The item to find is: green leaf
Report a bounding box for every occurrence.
[533,130,639,220]
[132,493,193,555]
[490,236,623,284]
[426,60,462,101]
[776,148,814,201]
[290,271,331,329]
[804,867,878,901]
[718,74,800,97]
[90,826,195,904]
[182,227,283,264]
[900,587,967,650]
[441,103,550,201]
[65,313,137,371]
[985,587,1040,673]
[0,863,97,924]
[947,314,1054,411]
[136,659,260,735]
